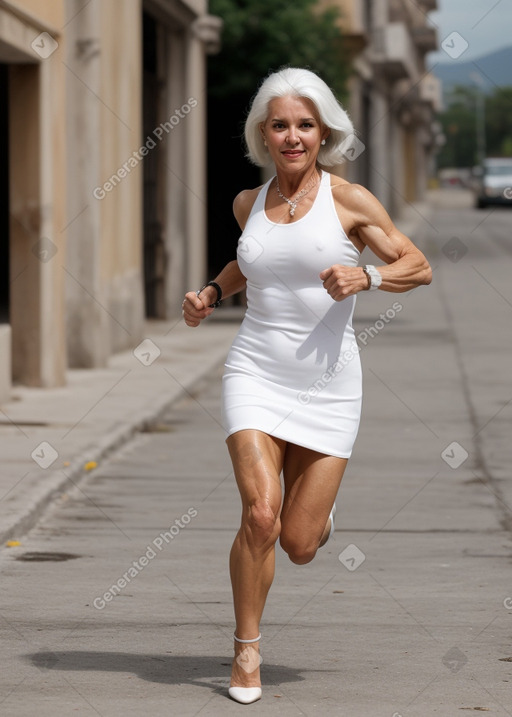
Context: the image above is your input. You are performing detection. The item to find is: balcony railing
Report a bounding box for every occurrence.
[412,26,438,53]
[419,73,442,112]
[418,0,438,10]
[371,23,417,81]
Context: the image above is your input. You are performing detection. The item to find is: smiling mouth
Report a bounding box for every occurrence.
[282,150,304,156]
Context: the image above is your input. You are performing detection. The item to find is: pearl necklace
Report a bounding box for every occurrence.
[276,171,319,216]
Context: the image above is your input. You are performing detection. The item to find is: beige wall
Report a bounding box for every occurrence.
[63,0,144,366]
[2,0,68,386]
[97,0,144,353]
[0,0,219,393]
[12,0,63,25]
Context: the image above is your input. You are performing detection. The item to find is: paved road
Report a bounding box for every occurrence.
[1,190,511,716]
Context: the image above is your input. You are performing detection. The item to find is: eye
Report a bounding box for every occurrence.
[272,122,285,130]
[301,122,314,128]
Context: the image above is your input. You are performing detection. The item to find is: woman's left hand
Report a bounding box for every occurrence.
[320,265,368,301]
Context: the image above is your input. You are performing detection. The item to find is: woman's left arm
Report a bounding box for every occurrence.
[320,184,432,300]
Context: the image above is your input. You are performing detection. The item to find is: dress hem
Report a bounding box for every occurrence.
[223,425,354,460]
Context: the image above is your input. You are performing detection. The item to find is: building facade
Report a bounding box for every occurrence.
[0,0,221,401]
[333,0,442,216]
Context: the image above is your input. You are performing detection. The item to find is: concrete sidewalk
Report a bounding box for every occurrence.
[0,199,431,550]
[0,313,242,547]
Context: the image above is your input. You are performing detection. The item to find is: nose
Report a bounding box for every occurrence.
[285,128,299,145]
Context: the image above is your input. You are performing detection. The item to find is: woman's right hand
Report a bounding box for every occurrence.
[182,289,216,327]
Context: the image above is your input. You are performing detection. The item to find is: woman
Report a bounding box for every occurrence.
[182,66,431,704]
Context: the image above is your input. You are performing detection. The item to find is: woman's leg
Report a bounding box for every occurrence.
[227,429,286,688]
[279,444,348,565]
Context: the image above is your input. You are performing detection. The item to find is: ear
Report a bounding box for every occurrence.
[259,122,267,146]
[322,127,331,142]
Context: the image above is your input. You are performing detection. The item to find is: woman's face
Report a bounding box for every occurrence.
[260,95,329,174]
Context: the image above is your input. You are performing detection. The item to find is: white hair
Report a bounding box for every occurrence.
[244,66,356,168]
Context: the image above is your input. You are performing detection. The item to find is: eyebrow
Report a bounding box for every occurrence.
[270,117,317,123]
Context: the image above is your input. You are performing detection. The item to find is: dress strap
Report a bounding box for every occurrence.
[247,176,274,219]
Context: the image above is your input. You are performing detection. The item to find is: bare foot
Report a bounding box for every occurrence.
[230,639,262,689]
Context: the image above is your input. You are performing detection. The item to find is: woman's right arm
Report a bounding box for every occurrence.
[182,260,247,327]
[182,187,259,328]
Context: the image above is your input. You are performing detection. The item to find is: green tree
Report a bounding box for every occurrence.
[436,85,512,169]
[485,87,512,157]
[208,0,350,102]
[436,86,478,168]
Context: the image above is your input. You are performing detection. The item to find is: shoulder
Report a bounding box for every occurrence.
[233,185,265,230]
[331,180,392,228]
[330,179,374,206]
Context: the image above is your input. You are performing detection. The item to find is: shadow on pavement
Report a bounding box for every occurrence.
[27,650,309,695]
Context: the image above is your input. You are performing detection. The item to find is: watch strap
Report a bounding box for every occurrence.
[363,265,382,291]
[197,281,222,308]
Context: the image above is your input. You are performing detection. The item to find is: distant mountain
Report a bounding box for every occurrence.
[427,45,512,101]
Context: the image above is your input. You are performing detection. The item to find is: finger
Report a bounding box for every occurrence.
[319,267,333,281]
[184,316,200,327]
[186,303,215,319]
[182,298,215,326]
[184,291,205,310]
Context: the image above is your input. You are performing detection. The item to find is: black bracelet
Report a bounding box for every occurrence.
[197,281,222,308]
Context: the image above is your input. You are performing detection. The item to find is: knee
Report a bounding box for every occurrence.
[280,535,317,565]
[243,499,280,548]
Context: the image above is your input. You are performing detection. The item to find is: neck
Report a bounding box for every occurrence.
[275,166,320,196]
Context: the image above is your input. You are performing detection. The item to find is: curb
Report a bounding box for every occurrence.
[0,355,221,547]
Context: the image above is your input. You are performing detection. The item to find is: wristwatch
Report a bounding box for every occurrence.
[362,265,382,291]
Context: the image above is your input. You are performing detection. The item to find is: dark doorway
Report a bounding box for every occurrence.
[0,64,10,324]
[206,91,260,305]
[142,12,166,318]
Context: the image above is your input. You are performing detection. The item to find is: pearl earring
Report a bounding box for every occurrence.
[321,139,326,145]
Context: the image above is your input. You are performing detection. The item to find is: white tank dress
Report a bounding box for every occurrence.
[221,170,362,458]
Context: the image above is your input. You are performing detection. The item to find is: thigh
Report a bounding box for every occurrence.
[280,443,348,545]
[226,430,286,513]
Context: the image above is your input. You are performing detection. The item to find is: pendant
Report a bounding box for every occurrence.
[290,202,297,216]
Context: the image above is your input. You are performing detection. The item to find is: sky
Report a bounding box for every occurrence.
[425,0,512,64]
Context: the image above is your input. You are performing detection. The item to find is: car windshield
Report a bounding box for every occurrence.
[485,164,512,176]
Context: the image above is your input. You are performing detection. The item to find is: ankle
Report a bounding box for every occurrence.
[234,632,261,644]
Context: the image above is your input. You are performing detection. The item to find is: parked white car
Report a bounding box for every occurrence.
[473,157,512,208]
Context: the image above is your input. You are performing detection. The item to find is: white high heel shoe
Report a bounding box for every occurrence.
[320,503,336,548]
[329,503,336,540]
[228,633,262,704]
